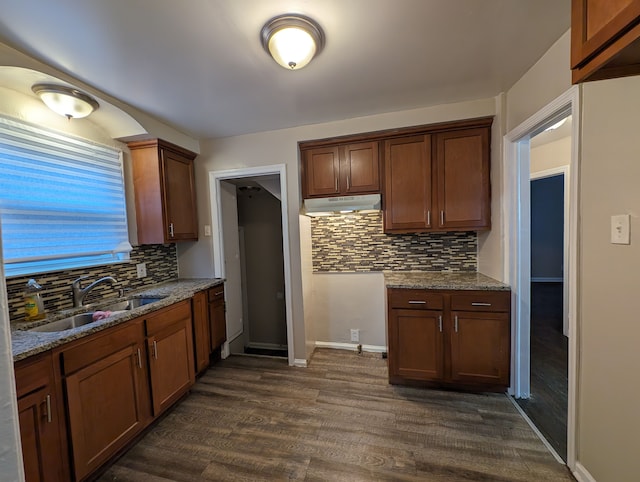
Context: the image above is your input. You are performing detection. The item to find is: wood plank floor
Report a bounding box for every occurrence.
[98,349,575,481]
[516,282,568,460]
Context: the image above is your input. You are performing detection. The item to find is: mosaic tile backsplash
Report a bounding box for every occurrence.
[311,212,477,272]
[6,244,178,322]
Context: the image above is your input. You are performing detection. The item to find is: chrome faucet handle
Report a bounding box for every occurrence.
[72,275,90,290]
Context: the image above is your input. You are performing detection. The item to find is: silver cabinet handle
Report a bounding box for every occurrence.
[440,211,445,225]
[152,340,158,360]
[408,300,426,304]
[427,210,431,226]
[169,223,175,238]
[45,394,52,423]
[347,175,350,190]
[214,290,224,296]
[454,315,459,333]
[471,302,492,306]
[136,348,143,368]
[438,315,443,332]
[335,178,338,192]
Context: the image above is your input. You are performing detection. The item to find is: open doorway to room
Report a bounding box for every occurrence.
[209,165,294,364]
[504,87,578,470]
[515,118,571,461]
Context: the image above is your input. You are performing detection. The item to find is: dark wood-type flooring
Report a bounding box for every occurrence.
[516,282,568,461]
[98,348,574,481]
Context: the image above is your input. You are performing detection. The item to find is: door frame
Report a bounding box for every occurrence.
[209,164,295,365]
[503,86,579,469]
[530,167,570,336]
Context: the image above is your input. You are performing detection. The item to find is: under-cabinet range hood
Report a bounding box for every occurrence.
[303,194,381,216]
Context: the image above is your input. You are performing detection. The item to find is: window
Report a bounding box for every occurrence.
[0,115,131,277]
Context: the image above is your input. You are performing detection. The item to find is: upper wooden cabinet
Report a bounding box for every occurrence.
[128,139,199,244]
[383,135,432,232]
[571,0,640,82]
[383,122,491,233]
[435,128,490,231]
[301,141,380,198]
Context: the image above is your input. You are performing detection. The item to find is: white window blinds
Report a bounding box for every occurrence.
[0,115,132,277]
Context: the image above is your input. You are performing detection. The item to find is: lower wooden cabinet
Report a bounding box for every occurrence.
[208,286,226,350]
[192,290,211,374]
[15,353,67,482]
[387,288,510,391]
[61,319,150,481]
[146,300,195,415]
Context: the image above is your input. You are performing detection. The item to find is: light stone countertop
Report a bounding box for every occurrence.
[383,271,510,291]
[11,278,223,362]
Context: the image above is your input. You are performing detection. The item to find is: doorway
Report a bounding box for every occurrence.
[209,165,295,365]
[503,87,579,469]
[516,169,569,460]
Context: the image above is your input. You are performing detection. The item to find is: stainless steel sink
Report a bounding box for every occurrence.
[99,297,165,312]
[28,297,165,333]
[29,313,97,332]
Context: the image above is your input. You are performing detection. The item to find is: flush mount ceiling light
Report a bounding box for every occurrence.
[31,83,99,119]
[261,14,325,70]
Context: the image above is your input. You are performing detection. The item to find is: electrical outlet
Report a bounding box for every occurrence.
[350,329,360,342]
[136,263,147,278]
[204,224,212,236]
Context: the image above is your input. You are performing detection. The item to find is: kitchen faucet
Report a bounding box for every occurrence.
[72,276,119,307]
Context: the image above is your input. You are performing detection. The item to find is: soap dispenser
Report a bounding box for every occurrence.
[23,279,46,321]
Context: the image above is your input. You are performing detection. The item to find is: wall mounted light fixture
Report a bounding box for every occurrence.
[261,14,325,70]
[32,83,99,119]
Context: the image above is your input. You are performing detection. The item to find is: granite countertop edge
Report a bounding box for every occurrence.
[11,278,224,362]
[383,271,510,291]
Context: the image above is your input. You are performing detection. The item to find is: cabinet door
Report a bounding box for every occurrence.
[571,0,640,67]
[302,146,340,197]
[209,287,227,350]
[15,354,66,482]
[388,308,443,381]
[192,290,211,374]
[161,148,198,241]
[450,311,510,387]
[383,135,433,232]
[342,141,380,194]
[148,318,195,415]
[435,128,490,231]
[65,343,150,481]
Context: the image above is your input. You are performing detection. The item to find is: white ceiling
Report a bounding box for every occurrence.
[0,0,570,140]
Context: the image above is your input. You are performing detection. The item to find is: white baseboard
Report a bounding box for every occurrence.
[573,462,597,482]
[292,358,308,368]
[531,277,563,282]
[246,342,287,351]
[315,341,387,353]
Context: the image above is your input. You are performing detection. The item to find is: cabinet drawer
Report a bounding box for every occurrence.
[208,285,225,302]
[62,320,145,375]
[388,289,443,310]
[146,300,192,335]
[450,291,510,312]
[14,353,53,398]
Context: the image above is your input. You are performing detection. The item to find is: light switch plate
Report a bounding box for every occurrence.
[611,214,630,244]
[204,225,212,236]
[136,263,147,278]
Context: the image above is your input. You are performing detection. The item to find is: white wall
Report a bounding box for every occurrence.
[578,75,640,482]
[181,97,498,362]
[530,136,571,174]
[506,30,571,131]
[312,273,386,348]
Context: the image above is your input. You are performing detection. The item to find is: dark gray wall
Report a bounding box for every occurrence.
[237,188,287,347]
[531,175,564,280]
